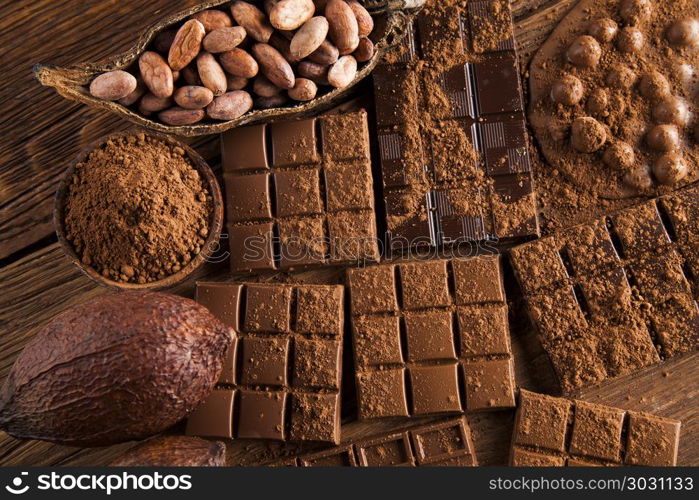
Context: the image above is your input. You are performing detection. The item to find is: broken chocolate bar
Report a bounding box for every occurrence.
[511,390,681,466]
[269,416,477,466]
[221,110,380,273]
[347,255,516,419]
[186,282,343,443]
[509,185,699,393]
[374,0,538,251]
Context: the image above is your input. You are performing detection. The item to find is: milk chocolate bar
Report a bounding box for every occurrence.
[221,110,380,273]
[347,255,516,419]
[511,390,681,466]
[270,416,477,466]
[374,0,538,250]
[510,185,699,393]
[186,282,343,443]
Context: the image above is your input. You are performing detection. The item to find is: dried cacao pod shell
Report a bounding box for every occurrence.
[33,0,426,137]
[0,292,234,447]
[110,436,226,466]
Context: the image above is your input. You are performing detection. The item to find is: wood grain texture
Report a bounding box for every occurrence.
[0,0,696,467]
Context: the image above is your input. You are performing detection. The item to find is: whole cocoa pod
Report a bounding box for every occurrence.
[0,292,233,446]
[110,436,226,467]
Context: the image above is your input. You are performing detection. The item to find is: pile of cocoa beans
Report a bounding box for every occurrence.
[89,0,375,125]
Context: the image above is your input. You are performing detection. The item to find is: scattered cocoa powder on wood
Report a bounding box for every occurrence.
[63,133,213,284]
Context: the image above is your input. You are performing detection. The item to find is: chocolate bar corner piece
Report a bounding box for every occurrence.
[348,256,515,420]
[510,390,681,467]
[267,416,477,467]
[221,111,379,273]
[186,282,343,444]
[373,0,538,251]
[509,187,698,393]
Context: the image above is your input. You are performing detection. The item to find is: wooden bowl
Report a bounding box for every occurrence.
[54,130,223,290]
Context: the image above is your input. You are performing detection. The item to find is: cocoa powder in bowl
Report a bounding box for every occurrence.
[61,132,216,285]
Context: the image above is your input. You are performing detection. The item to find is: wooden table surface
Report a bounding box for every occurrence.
[1,0,696,466]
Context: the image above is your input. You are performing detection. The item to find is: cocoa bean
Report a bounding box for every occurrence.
[327,54,357,88]
[288,78,317,101]
[290,16,329,59]
[168,19,206,71]
[139,51,174,98]
[251,43,295,89]
[174,85,215,109]
[226,74,250,90]
[159,107,206,125]
[354,37,374,62]
[196,52,228,95]
[206,90,254,120]
[202,26,247,53]
[269,0,315,31]
[191,9,233,32]
[139,93,174,112]
[230,1,274,43]
[347,1,373,37]
[253,75,283,97]
[325,0,360,55]
[297,60,329,84]
[220,48,259,78]
[89,70,138,101]
[308,39,339,64]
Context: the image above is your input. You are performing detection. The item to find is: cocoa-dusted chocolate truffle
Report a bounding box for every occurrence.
[617,27,645,53]
[666,19,699,46]
[653,153,689,185]
[653,96,690,126]
[588,18,618,43]
[605,65,637,89]
[586,88,609,116]
[550,74,585,105]
[571,116,607,153]
[646,124,680,152]
[566,35,602,68]
[603,141,635,171]
[623,164,653,189]
[639,71,671,101]
[619,0,652,26]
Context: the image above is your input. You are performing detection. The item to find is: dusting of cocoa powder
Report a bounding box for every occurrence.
[64,133,213,284]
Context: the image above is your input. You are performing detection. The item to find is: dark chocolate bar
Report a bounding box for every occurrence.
[186,282,343,443]
[221,110,380,273]
[374,0,538,251]
[509,185,699,393]
[347,255,516,419]
[511,390,681,466]
[270,416,477,466]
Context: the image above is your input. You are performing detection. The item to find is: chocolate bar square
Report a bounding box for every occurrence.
[404,311,457,362]
[462,358,515,410]
[457,305,510,356]
[410,419,475,466]
[452,255,505,304]
[569,402,625,462]
[185,389,235,439]
[399,260,451,309]
[409,364,462,415]
[324,163,373,212]
[513,390,571,452]
[221,124,268,171]
[320,112,370,161]
[473,54,522,116]
[239,337,289,387]
[237,391,287,440]
[300,446,357,467]
[270,118,319,167]
[289,393,340,443]
[611,202,672,258]
[511,448,566,467]
[625,412,681,466]
[347,265,398,316]
[244,284,292,333]
[356,369,409,419]
[225,173,271,222]
[227,223,275,272]
[292,338,341,390]
[277,217,326,268]
[356,434,414,466]
[274,169,322,217]
[353,315,403,367]
[295,286,343,336]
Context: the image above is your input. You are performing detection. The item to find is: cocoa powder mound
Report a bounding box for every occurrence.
[64,133,213,284]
